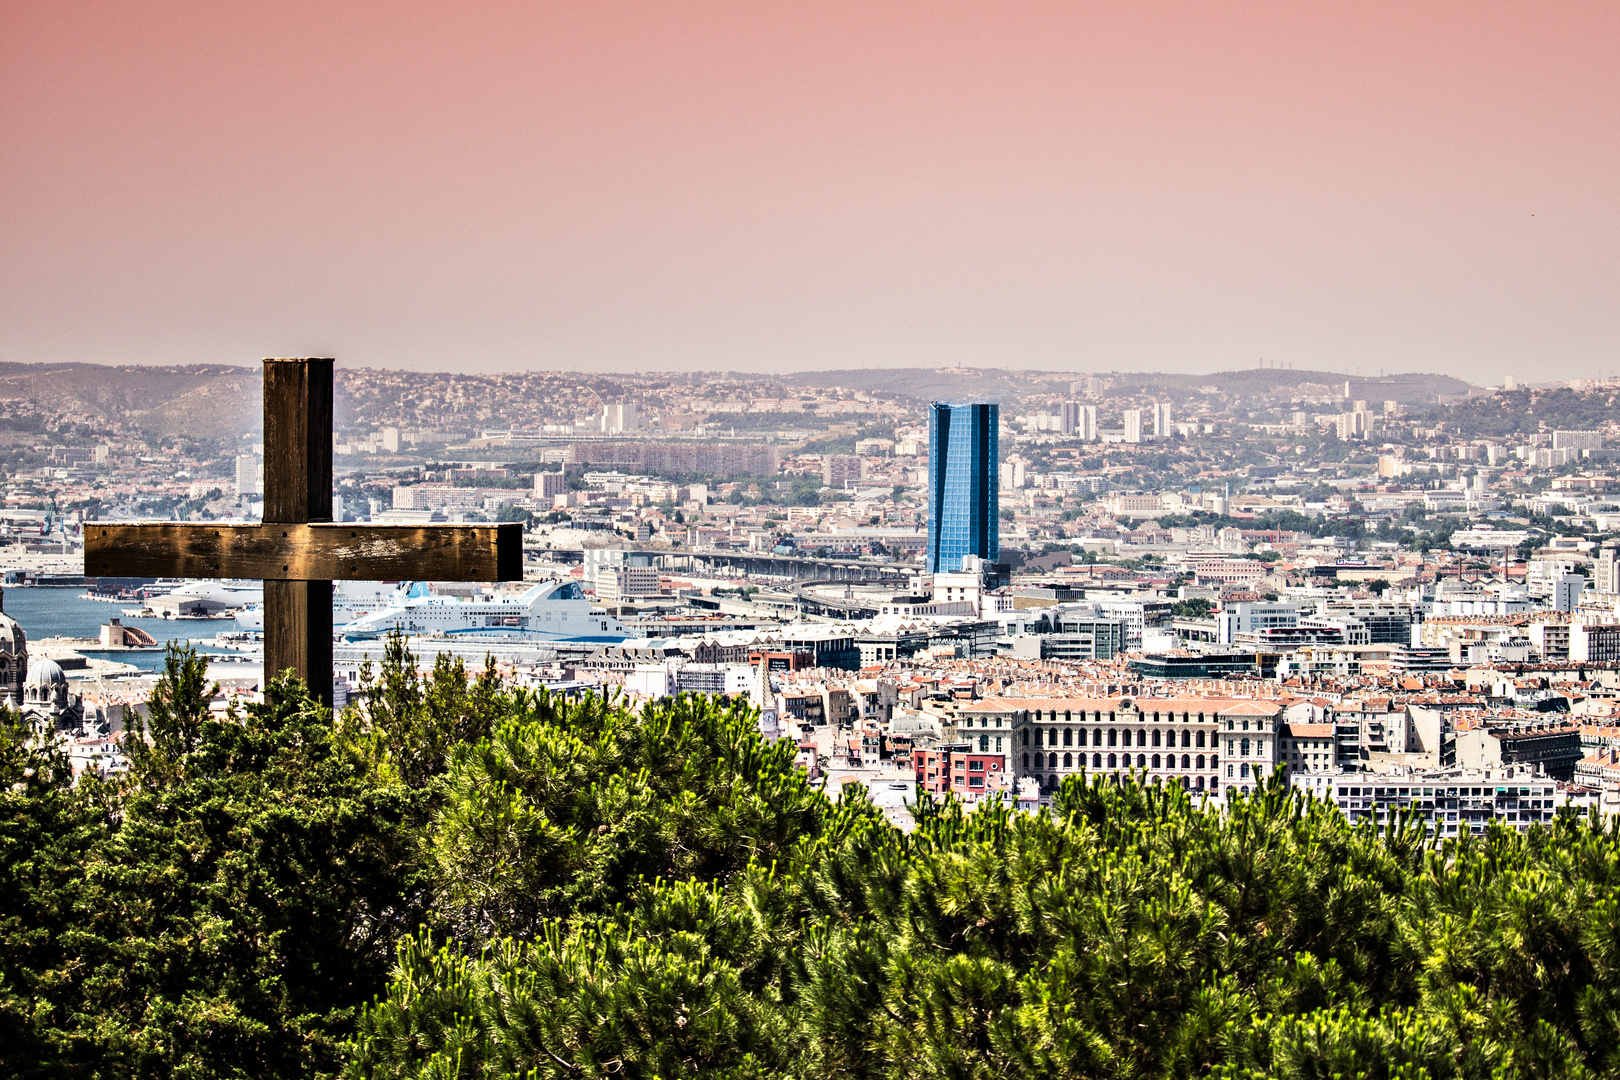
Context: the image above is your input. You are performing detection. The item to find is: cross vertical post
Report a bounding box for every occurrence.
[263,358,334,704]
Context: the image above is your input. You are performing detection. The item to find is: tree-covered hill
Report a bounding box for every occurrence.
[1414,386,1620,440]
[5,643,1620,1079]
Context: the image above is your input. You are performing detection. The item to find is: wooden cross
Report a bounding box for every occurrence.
[84,358,521,706]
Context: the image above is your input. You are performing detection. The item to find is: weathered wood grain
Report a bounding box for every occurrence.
[84,522,523,581]
[263,358,332,525]
[266,579,331,691]
[263,357,334,704]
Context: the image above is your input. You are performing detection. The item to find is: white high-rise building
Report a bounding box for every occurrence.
[234,454,259,496]
[600,403,640,434]
[1153,403,1173,439]
[998,460,1027,490]
[1554,574,1587,613]
[1595,544,1620,595]
[1078,405,1097,441]
[1123,409,1143,444]
[1059,401,1081,435]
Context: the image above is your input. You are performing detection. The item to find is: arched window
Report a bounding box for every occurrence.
[1022,753,1029,769]
[1181,730,1191,748]
[1092,729,1102,746]
[1063,728,1072,747]
[1240,738,1251,757]
[1108,729,1117,747]
[1137,730,1147,747]
[1196,754,1204,769]
[1182,754,1191,770]
[1196,731,1206,748]
[1240,762,1250,778]
[1196,775,1205,790]
[1048,752,1057,769]
[1093,753,1102,768]
[1021,729,1028,746]
[1137,754,1147,769]
[1152,730,1162,748]
[1063,752,1072,768]
[1210,776,1218,790]
[1107,753,1117,768]
[979,734,989,751]
[1151,754,1161,769]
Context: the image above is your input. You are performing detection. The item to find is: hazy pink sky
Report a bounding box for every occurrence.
[3,2,1617,381]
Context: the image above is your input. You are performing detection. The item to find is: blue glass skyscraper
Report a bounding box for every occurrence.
[927,402,999,573]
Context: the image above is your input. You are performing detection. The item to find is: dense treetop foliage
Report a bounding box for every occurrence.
[4,640,1620,1078]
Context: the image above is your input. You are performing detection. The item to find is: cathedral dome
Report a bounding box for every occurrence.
[25,656,66,689]
[0,609,24,656]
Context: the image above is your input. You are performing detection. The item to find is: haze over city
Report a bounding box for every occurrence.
[4,1,1618,380]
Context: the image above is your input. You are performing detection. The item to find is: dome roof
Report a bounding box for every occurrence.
[0,610,24,652]
[25,657,66,689]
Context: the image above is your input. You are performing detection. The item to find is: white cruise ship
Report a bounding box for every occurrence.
[231,581,400,634]
[340,579,628,643]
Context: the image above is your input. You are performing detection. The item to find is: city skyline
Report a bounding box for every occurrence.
[4,2,1618,380]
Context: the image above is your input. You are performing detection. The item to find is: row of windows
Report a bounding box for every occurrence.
[1024,751,1217,772]
[1341,786,1552,799]
[1026,727,1209,749]
[1022,709,1277,731]
[1028,710,1208,723]
[1037,774,1220,793]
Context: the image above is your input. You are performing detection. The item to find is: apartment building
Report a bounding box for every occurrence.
[1293,768,1563,837]
[960,696,1286,798]
[914,742,1010,799]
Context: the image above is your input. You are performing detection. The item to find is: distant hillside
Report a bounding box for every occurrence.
[787,366,1474,405]
[1109,368,1474,405]
[0,362,259,442]
[784,367,1047,402]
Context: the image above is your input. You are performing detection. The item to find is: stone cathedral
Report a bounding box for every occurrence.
[0,588,84,734]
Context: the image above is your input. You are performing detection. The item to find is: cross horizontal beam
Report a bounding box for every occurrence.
[86,522,522,582]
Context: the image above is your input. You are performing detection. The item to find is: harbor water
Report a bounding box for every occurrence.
[4,586,248,673]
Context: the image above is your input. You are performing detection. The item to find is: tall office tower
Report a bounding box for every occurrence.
[1078,404,1098,441]
[1122,409,1143,444]
[1153,402,1173,438]
[927,402,999,573]
[1059,401,1081,435]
